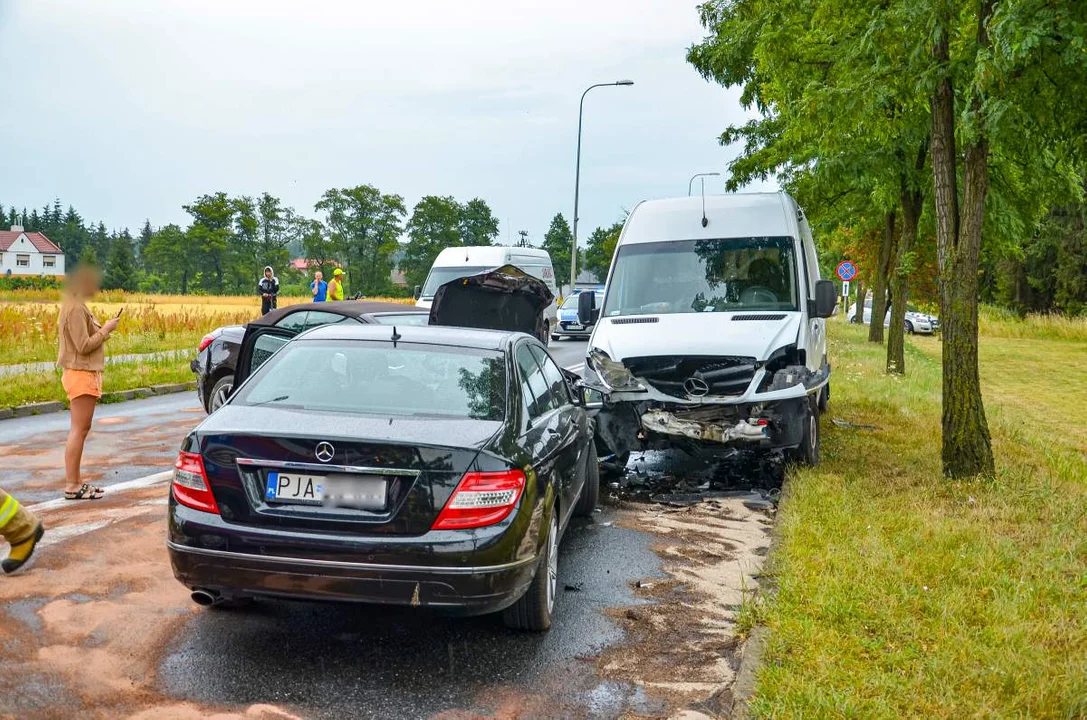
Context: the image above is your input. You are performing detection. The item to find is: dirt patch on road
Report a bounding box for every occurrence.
[596,496,773,712]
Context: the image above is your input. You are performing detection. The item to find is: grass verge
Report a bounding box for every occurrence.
[750,322,1086,718]
[0,357,194,408]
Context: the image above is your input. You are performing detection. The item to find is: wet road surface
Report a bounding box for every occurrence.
[160,510,666,719]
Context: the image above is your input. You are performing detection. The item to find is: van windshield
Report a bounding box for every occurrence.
[420,266,489,297]
[602,237,799,316]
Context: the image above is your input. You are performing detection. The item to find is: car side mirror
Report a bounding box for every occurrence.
[813,280,837,318]
[413,285,422,300]
[576,383,604,411]
[577,290,599,325]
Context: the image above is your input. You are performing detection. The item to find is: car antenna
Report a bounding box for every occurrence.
[391,326,402,348]
[700,177,709,228]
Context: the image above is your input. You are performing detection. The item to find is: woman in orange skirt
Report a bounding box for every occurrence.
[57,266,120,500]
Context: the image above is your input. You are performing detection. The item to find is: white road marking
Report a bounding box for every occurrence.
[28,470,173,513]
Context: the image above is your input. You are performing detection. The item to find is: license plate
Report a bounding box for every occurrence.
[265,472,387,510]
[566,323,583,330]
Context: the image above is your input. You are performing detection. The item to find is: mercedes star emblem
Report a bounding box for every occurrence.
[314,441,335,463]
[683,377,710,397]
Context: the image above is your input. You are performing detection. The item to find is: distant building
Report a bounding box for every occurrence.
[0,226,65,277]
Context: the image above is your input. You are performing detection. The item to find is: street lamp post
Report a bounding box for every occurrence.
[688,172,721,196]
[571,80,634,291]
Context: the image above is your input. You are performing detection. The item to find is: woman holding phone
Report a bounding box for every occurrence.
[57,266,120,500]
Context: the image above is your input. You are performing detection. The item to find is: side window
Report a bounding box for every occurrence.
[274,311,309,332]
[515,344,555,420]
[302,311,356,331]
[249,333,290,374]
[530,345,571,407]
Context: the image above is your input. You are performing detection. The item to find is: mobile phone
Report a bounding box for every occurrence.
[115,307,124,318]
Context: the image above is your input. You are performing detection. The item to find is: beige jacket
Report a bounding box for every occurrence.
[57,300,108,371]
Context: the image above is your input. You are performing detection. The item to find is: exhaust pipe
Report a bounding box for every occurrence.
[190,589,222,607]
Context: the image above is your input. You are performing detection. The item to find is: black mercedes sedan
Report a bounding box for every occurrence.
[191,301,429,413]
[167,324,599,631]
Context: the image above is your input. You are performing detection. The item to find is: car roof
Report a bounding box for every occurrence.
[251,301,424,326]
[621,192,800,245]
[297,323,524,351]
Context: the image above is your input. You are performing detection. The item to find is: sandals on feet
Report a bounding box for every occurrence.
[64,483,104,500]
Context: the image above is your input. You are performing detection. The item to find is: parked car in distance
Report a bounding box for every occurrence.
[191,301,429,413]
[554,290,604,340]
[847,298,940,334]
[168,324,600,631]
[413,246,560,341]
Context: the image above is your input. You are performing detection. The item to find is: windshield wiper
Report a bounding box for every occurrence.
[249,394,290,407]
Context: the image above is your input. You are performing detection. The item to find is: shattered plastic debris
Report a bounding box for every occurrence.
[831,418,881,431]
[635,580,655,589]
[606,449,785,506]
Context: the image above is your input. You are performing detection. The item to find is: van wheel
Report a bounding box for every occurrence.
[789,399,820,467]
[551,333,561,341]
[905,320,915,334]
[503,508,557,631]
[575,445,599,517]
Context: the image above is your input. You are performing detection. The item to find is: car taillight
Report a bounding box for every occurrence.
[432,469,526,530]
[172,451,220,514]
[197,332,217,352]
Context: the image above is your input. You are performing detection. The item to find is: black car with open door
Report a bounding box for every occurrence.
[191,301,429,413]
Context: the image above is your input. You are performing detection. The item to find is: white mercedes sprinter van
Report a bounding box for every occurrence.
[578,192,836,465]
[415,246,559,337]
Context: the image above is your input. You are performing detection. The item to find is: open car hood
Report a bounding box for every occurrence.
[428,264,554,338]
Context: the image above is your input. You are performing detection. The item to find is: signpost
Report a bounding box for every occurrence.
[842,280,851,298]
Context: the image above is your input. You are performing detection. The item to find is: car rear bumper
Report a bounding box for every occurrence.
[167,503,539,614]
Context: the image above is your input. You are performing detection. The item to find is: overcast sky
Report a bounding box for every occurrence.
[0,0,770,246]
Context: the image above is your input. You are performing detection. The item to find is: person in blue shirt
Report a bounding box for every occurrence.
[311,271,328,303]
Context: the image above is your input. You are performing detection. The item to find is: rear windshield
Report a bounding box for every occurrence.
[603,236,799,316]
[420,266,489,297]
[232,340,506,420]
[369,312,431,327]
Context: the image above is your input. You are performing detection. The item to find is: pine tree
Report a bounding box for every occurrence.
[78,244,99,267]
[104,230,137,291]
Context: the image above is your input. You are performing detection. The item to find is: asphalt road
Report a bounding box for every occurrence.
[1,339,690,718]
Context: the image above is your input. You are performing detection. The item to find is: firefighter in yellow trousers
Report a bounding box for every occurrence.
[0,488,45,574]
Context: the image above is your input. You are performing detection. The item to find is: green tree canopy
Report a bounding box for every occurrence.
[314,185,406,295]
[541,213,574,287]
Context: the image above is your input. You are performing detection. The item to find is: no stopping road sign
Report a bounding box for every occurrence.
[836,261,857,282]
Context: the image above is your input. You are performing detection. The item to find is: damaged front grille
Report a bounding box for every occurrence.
[623,355,757,399]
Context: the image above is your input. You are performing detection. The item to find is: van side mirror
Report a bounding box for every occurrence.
[814,280,837,318]
[577,290,599,325]
[413,285,421,301]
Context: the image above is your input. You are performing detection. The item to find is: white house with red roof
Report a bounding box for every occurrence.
[0,225,65,276]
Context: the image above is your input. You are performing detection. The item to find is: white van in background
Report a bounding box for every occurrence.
[579,192,837,466]
[415,246,559,336]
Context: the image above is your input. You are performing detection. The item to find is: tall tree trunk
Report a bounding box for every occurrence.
[887,187,922,374]
[852,281,865,323]
[868,211,896,343]
[930,7,996,478]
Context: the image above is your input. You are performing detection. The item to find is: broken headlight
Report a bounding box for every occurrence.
[756,344,806,392]
[587,349,647,392]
